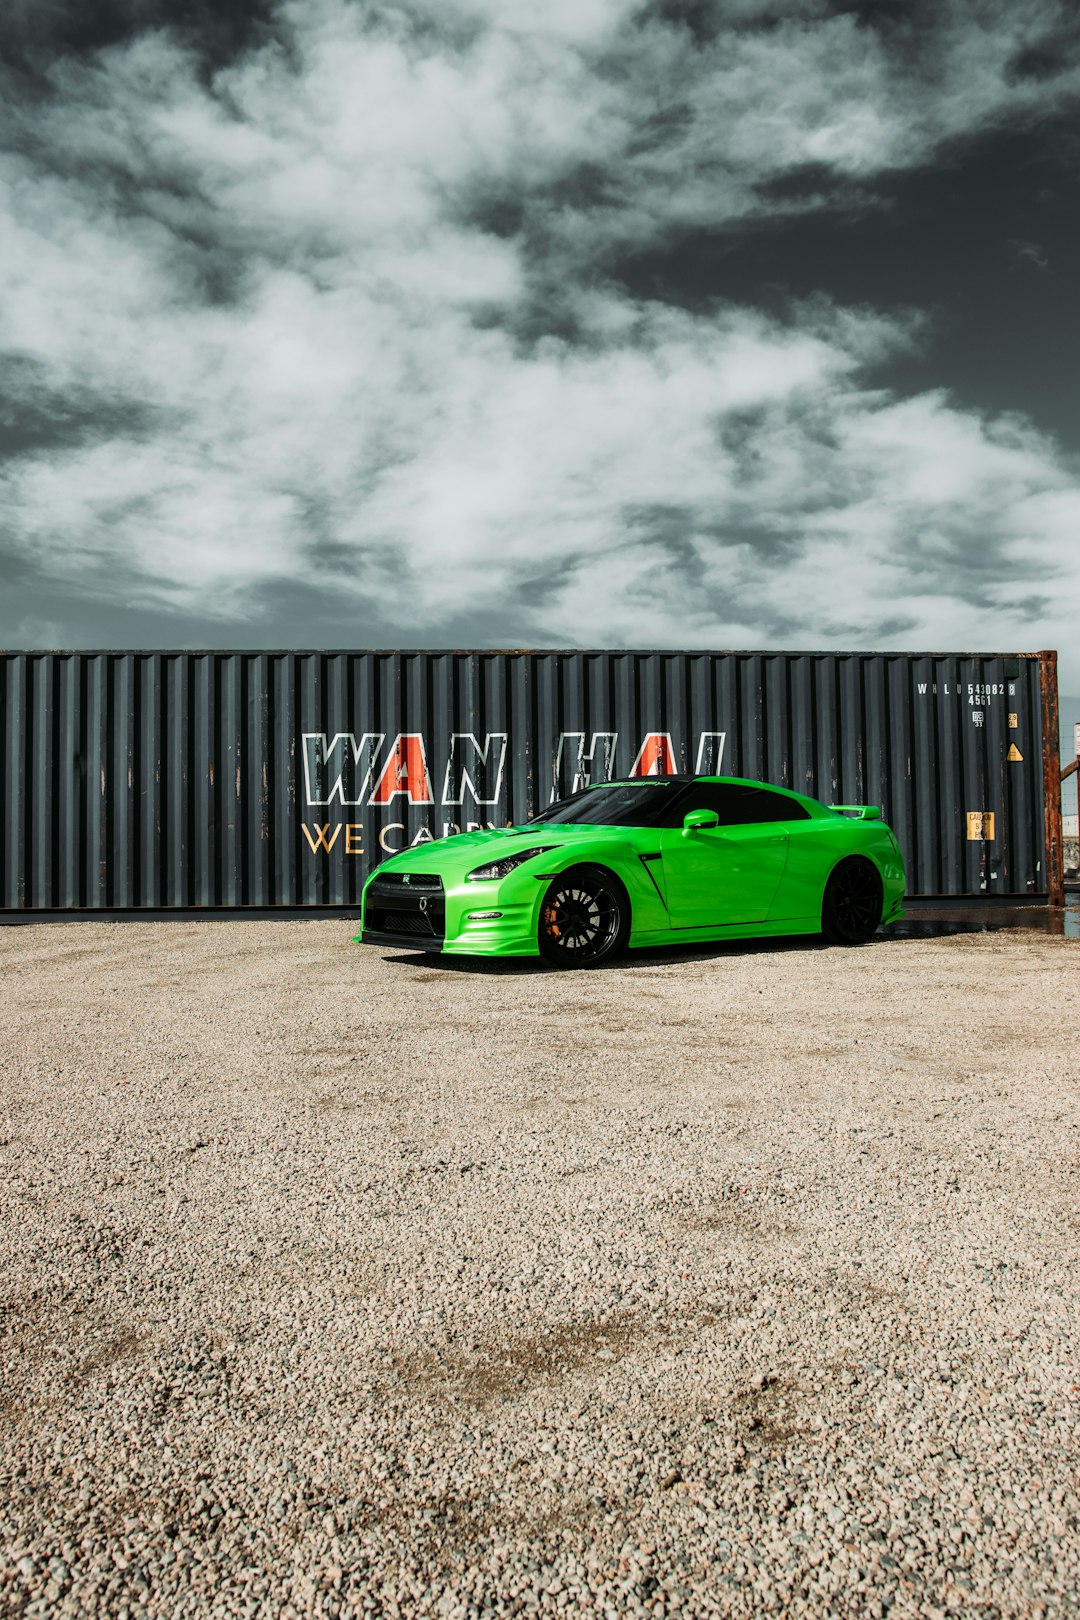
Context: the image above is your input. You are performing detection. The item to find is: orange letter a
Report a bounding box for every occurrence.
[630,732,677,776]
[368,733,434,805]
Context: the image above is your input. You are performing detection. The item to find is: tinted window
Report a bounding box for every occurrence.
[530,780,685,827]
[659,783,808,827]
[736,788,809,824]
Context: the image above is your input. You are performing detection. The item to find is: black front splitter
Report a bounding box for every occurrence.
[360,929,444,952]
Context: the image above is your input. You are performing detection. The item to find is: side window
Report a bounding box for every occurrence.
[663,785,809,826]
[660,784,744,826]
[735,788,809,824]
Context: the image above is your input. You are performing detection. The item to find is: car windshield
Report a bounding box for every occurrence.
[529,780,686,827]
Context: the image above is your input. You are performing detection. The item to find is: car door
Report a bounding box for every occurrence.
[659,785,796,927]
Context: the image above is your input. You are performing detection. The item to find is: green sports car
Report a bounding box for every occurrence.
[356,775,906,968]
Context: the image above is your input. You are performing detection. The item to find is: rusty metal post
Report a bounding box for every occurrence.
[1039,649,1064,907]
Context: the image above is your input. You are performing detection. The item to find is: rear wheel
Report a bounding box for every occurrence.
[821,857,883,945]
[537,866,629,968]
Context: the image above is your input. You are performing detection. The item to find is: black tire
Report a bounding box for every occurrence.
[821,857,884,945]
[537,865,630,969]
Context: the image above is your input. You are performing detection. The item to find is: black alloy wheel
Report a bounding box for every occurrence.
[536,866,629,968]
[821,857,884,945]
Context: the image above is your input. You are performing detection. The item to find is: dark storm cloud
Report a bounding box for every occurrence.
[0,0,277,78]
[0,355,171,457]
[1006,15,1080,82]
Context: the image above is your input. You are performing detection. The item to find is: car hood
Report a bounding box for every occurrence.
[370,822,627,879]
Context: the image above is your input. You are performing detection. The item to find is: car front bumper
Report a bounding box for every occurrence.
[359,881,542,957]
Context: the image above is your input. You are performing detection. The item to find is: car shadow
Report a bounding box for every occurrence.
[373,930,912,977]
[369,904,1056,977]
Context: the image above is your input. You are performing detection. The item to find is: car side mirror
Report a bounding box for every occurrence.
[682,808,719,833]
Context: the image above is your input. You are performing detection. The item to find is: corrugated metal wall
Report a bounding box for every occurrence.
[0,649,1049,909]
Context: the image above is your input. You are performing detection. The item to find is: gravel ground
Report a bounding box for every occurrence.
[1,920,1078,1620]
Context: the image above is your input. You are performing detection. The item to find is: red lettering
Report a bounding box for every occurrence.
[630,732,677,776]
[368,734,434,805]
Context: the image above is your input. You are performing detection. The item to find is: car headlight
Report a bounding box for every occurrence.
[465,846,554,882]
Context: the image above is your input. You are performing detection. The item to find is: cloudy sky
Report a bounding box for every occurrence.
[2,0,1079,705]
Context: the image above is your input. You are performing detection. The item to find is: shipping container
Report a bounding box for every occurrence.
[0,649,1062,911]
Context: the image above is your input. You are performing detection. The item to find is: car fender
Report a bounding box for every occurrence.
[527,839,669,932]
[811,825,904,916]
[766,819,879,921]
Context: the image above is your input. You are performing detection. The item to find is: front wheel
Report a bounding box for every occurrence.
[821,857,883,945]
[537,866,629,969]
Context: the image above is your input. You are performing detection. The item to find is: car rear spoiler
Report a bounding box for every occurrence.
[831,804,881,820]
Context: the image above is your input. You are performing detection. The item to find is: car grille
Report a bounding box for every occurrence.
[365,874,445,942]
[376,910,437,937]
[369,872,442,891]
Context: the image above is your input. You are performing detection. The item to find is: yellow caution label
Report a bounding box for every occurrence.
[966,811,995,841]
[1007,743,1023,762]
[1008,712,1019,728]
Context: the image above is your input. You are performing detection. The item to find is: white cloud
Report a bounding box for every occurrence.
[1,0,1079,688]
